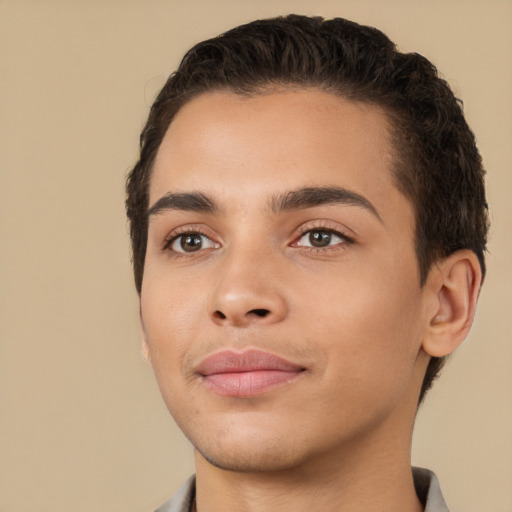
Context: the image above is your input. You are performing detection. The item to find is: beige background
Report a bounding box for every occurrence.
[0,1,511,511]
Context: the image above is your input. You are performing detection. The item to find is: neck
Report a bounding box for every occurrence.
[194,420,423,512]
[193,355,429,512]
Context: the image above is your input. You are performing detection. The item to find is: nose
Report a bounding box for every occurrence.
[208,248,288,328]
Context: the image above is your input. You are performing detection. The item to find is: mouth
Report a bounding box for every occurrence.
[196,349,306,397]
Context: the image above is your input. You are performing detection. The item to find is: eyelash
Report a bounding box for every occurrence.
[162,226,215,252]
[292,222,354,252]
[162,222,354,255]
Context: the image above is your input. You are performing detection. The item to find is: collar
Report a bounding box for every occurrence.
[413,467,450,512]
[155,467,450,512]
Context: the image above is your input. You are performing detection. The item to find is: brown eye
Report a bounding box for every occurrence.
[170,233,218,253]
[180,234,202,252]
[309,230,333,247]
[294,229,347,249]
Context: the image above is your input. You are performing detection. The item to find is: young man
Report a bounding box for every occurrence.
[126,15,488,512]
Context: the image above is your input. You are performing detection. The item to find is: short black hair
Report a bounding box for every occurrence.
[126,14,488,402]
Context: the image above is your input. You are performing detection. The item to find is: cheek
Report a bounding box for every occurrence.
[300,262,424,387]
[140,272,205,365]
[140,275,207,420]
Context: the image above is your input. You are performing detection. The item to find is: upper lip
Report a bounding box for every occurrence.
[196,349,305,376]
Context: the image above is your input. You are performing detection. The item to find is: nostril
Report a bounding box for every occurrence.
[212,308,272,323]
[249,308,270,317]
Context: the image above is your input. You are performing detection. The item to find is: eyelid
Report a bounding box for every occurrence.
[292,220,355,244]
[162,224,219,251]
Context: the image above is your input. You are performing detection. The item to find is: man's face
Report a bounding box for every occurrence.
[141,89,430,472]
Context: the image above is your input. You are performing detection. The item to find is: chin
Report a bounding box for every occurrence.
[197,444,305,473]
[183,419,311,473]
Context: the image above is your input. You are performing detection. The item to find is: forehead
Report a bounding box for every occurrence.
[150,89,406,220]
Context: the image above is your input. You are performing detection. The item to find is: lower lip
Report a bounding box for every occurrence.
[202,370,302,397]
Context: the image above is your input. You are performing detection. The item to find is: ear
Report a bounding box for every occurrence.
[422,250,482,358]
[139,305,152,364]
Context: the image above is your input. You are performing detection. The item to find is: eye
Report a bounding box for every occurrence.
[168,232,219,253]
[294,229,347,249]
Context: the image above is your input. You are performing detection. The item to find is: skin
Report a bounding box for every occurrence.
[140,89,481,512]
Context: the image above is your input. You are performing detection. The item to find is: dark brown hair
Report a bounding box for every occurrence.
[126,15,488,402]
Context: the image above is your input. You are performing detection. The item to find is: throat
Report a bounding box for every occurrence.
[193,450,423,512]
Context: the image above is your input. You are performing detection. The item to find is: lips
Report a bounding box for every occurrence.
[196,349,305,397]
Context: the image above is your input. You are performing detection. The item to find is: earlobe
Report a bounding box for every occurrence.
[422,250,482,358]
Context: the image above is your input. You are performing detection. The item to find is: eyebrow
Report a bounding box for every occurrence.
[148,192,217,217]
[270,186,382,221]
[147,186,381,222]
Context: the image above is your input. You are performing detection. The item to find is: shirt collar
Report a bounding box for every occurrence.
[413,467,450,512]
[155,467,450,512]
